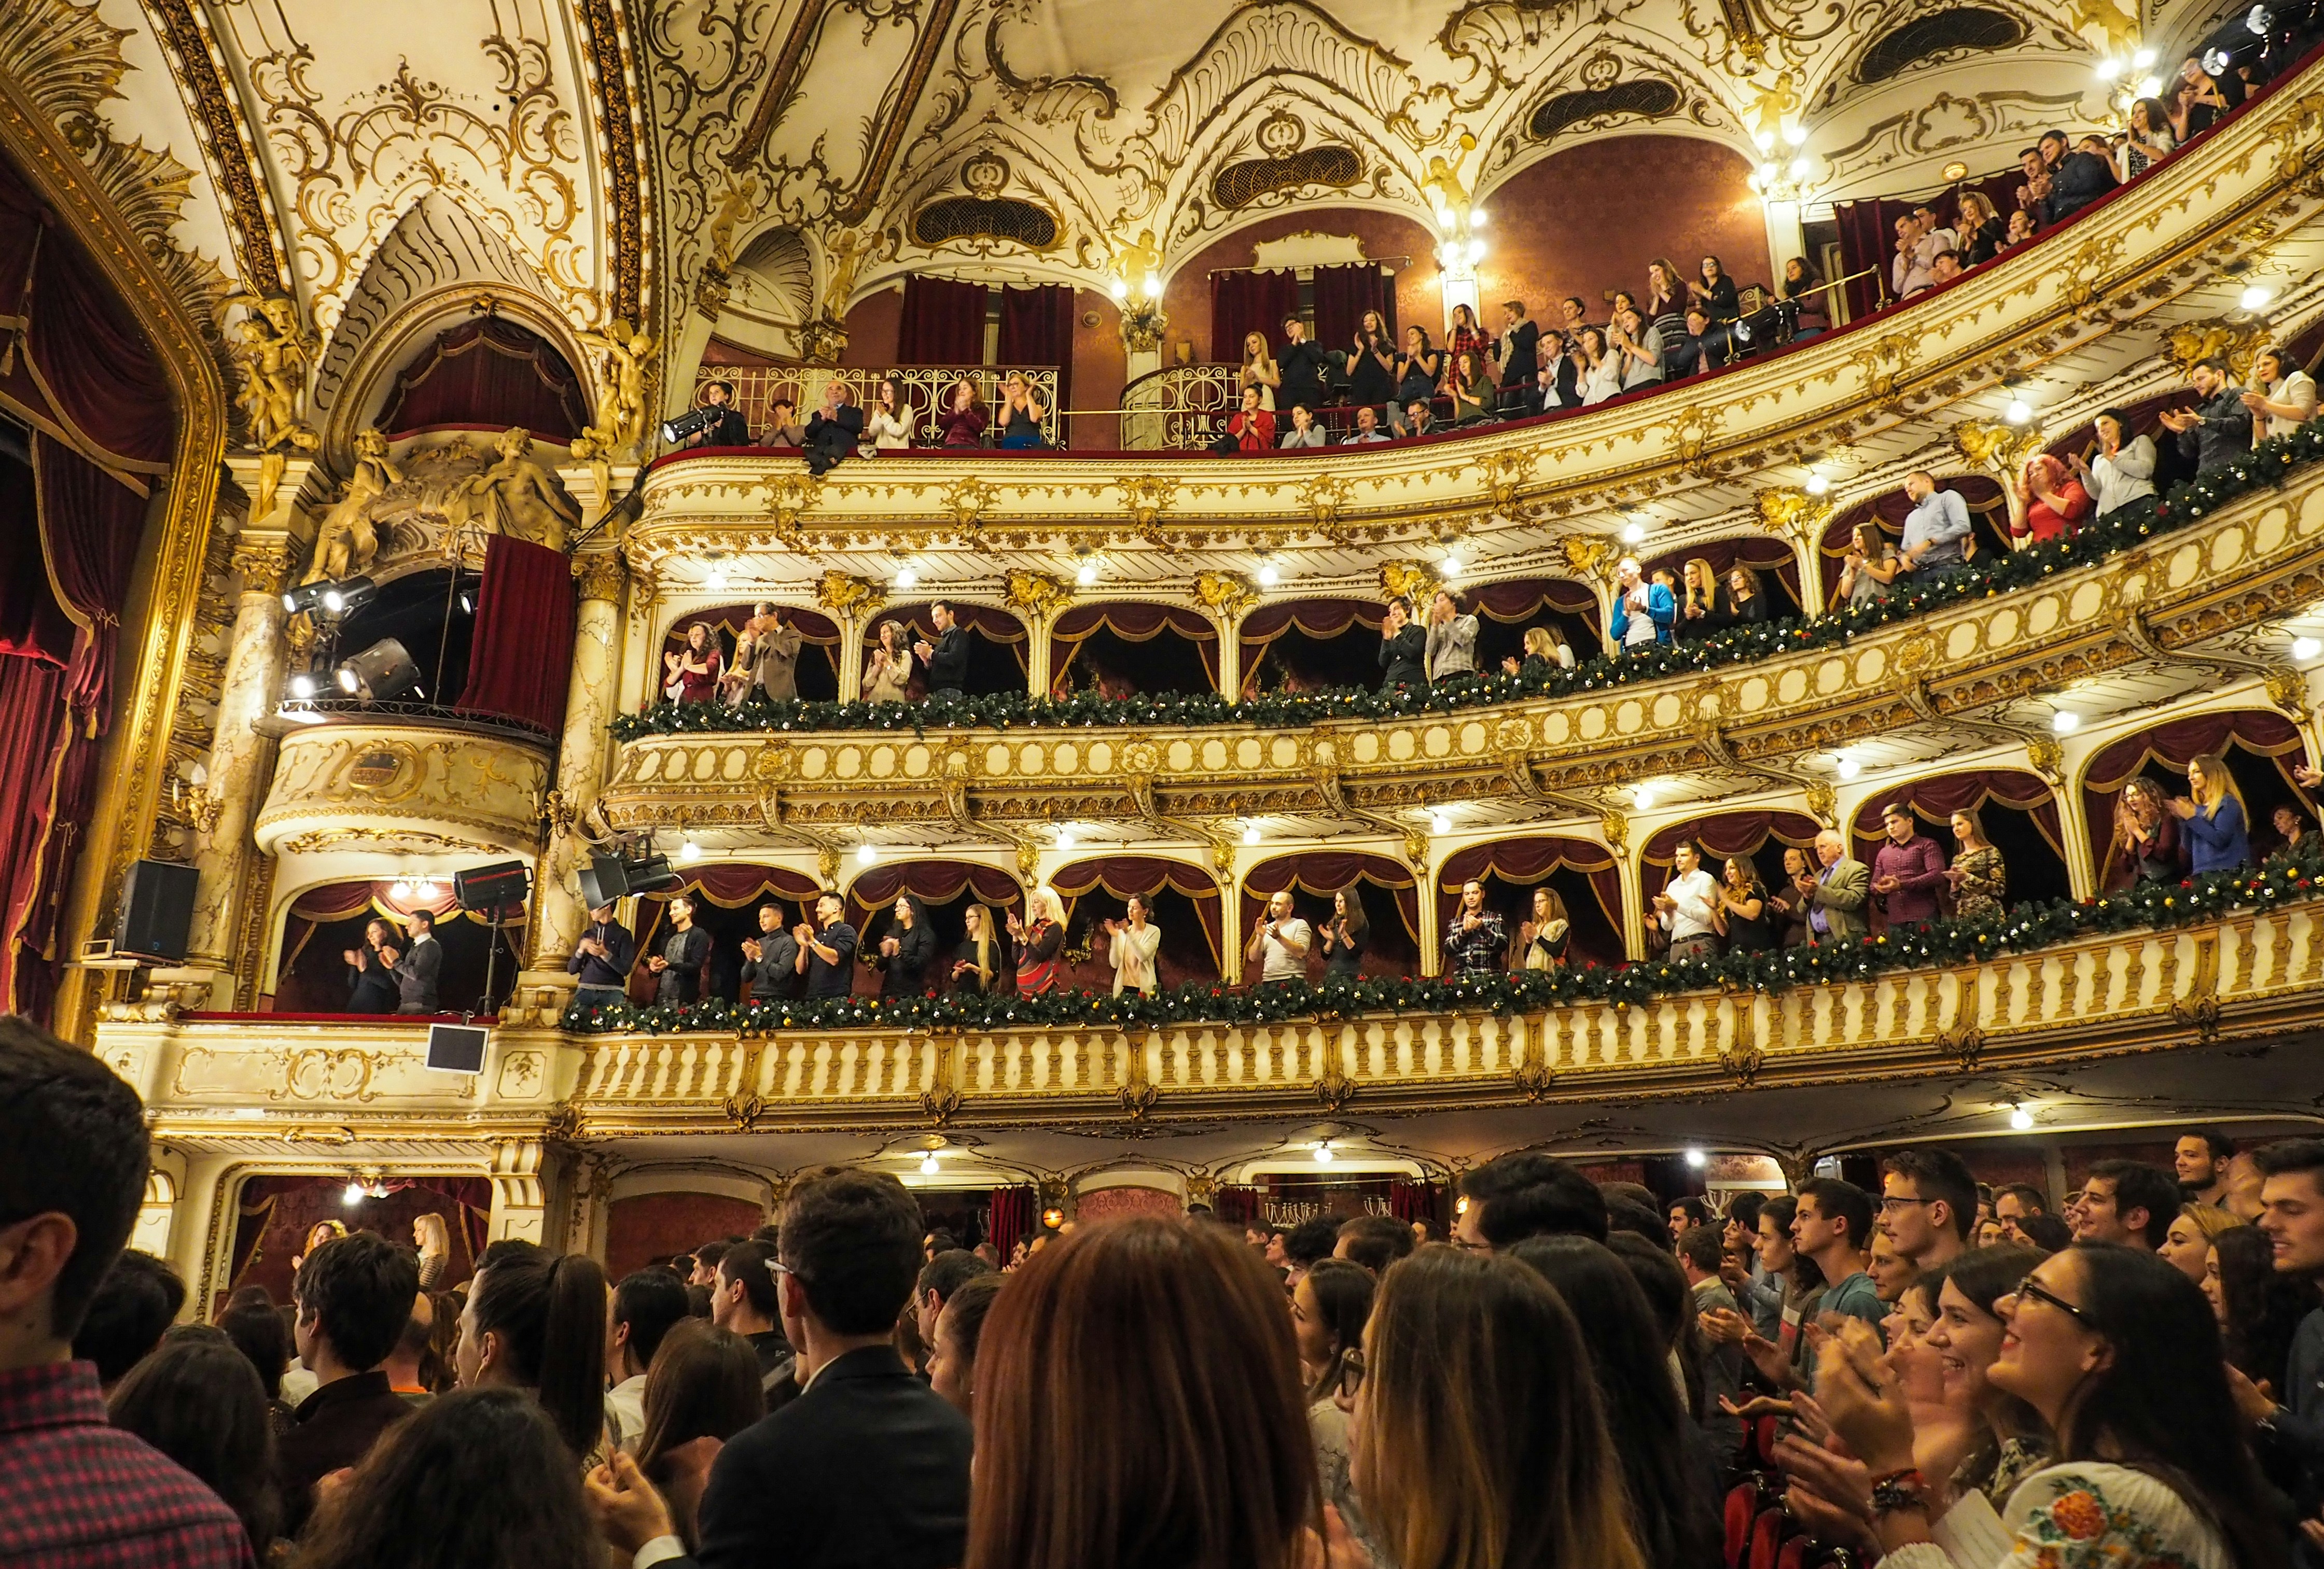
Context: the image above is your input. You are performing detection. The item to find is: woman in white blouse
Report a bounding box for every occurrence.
[2067,409,2157,519]
[1104,893,1162,997]
[864,375,914,450]
[1786,1243,2283,1569]
[1575,327,1623,406]
[2240,346,2319,442]
[1238,331,1280,411]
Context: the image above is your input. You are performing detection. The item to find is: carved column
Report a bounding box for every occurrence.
[1619,847,1648,961]
[837,614,866,705]
[1221,856,1246,985]
[1414,869,1442,978]
[1024,612,1053,698]
[524,551,628,991]
[2056,772,2099,902]
[1754,488,1834,621]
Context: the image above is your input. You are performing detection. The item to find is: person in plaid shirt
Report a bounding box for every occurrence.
[0,1017,252,1567]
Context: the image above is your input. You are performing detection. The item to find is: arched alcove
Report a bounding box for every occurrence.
[659,604,844,703]
[1818,476,2009,609]
[1240,851,1420,977]
[2079,709,2311,889]
[1050,603,1218,697]
[1848,769,2070,916]
[865,604,1028,697]
[269,879,513,1014]
[1438,837,1625,966]
[1049,855,1223,987]
[847,860,1024,996]
[377,316,589,439]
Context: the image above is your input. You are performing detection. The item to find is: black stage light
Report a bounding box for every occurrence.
[579,851,679,907]
[455,860,532,913]
[661,406,717,445]
[282,575,378,617]
[333,637,425,702]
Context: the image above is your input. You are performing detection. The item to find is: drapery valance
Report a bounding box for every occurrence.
[377,317,589,439]
[898,275,989,365]
[1210,268,1300,365]
[846,860,1024,919]
[1644,811,1825,880]
[1640,537,1803,610]
[2079,710,2309,860]
[1051,603,1219,690]
[1849,769,2063,857]
[1820,476,2007,559]
[1240,851,1420,945]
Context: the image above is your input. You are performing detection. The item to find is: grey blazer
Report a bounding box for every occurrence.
[1425,614,1478,681]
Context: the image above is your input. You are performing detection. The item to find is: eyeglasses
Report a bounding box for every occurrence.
[1337,1349,1367,1396]
[2005,1273,2095,1328]
[1878,1195,1937,1212]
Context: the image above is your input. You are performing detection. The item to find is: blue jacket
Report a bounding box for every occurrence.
[1611,582,1676,648]
[2182,795,2250,874]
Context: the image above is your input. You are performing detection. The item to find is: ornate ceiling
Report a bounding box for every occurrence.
[4,0,2215,436]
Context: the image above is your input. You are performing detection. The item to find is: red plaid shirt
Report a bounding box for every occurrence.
[0,1360,253,1568]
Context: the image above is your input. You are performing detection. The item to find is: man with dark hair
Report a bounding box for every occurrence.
[1332,1214,1414,1274]
[1878,1147,1974,1269]
[690,1239,733,1288]
[1494,300,1539,414]
[73,1250,186,1389]
[912,1249,995,1350]
[1604,1197,1673,1251]
[913,602,971,696]
[1282,1215,1340,1286]
[1277,315,1328,415]
[711,1239,794,1407]
[2071,1159,2178,1249]
[2160,357,2256,473]
[281,1230,423,1533]
[0,1019,249,1567]
[392,907,441,1013]
[1870,805,1949,930]
[1994,1183,2047,1243]
[2036,126,2118,222]
[794,892,857,1000]
[2238,1140,2324,1511]
[1794,1179,1883,1333]
[2177,1130,2237,1205]
[607,1269,692,1448]
[1455,1153,1610,1248]
[616,1169,972,1569]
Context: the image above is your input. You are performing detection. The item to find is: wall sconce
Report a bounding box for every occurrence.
[1109,270,1168,356]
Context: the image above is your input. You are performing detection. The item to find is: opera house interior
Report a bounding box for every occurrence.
[13,0,2324,1560]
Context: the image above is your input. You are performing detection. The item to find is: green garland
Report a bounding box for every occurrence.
[560,842,2324,1035]
[608,423,2323,743]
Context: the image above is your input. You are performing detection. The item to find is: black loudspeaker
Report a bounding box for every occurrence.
[578,853,628,910]
[454,860,531,913]
[115,859,198,962]
[425,1022,489,1074]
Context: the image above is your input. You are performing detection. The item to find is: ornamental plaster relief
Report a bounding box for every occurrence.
[253,723,552,861]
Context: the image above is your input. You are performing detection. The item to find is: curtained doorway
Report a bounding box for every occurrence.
[659,605,843,703]
[1847,769,2070,919]
[1438,838,1626,967]
[1051,604,1219,698]
[1240,851,1421,978]
[869,604,1028,698]
[271,881,507,1014]
[1240,599,1385,693]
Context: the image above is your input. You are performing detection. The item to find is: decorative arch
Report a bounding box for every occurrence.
[1818,475,2009,608]
[1050,601,1219,697]
[1049,854,1224,978]
[1640,536,1804,618]
[1847,768,2069,915]
[1642,811,1825,895]
[659,603,844,703]
[1241,850,1419,975]
[2077,709,2312,888]
[1438,836,1624,965]
[864,601,1029,696]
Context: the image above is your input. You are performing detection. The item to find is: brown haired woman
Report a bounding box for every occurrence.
[1319,885,1368,978]
[2102,776,2181,891]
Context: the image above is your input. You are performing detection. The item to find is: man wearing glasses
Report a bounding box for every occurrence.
[1877,1148,1974,1272]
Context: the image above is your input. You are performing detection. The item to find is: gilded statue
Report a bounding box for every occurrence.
[304,428,401,585]
[1748,71,1802,147]
[225,292,319,453]
[449,428,581,550]
[575,318,657,458]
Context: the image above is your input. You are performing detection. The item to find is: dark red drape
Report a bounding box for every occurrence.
[455,534,574,733]
[0,450,73,663]
[1831,165,2020,321]
[1242,851,1419,945]
[1466,577,1602,623]
[1439,837,1625,938]
[1850,769,2062,859]
[1388,1180,1446,1226]
[847,860,1023,919]
[987,1186,1037,1249]
[897,275,989,365]
[997,284,1074,414]
[1210,1185,1263,1224]
[1051,603,1218,689]
[1209,269,1301,365]
[378,317,588,440]
[663,864,824,908]
[1311,263,1391,357]
[1048,856,1223,973]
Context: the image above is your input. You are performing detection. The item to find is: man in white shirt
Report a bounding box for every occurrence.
[1652,839,1721,960]
[1244,891,1312,985]
[604,1270,690,1451]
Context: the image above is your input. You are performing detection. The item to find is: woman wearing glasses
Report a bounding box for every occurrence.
[1797,1243,2284,1569]
[1291,1259,1386,1568]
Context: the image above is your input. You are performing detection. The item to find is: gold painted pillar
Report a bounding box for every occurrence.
[1215,613,1242,702]
[1414,867,1442,978]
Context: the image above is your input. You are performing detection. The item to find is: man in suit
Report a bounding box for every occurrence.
[1276,314,1328,415]
[1804,829,1870,945]
[913,602,972,696]
[393,908,441,1013]
[586,1169,973,1569]
[803,383,864,476]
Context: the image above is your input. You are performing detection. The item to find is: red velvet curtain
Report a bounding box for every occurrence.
[1312,263,1391,357]
[997,284,1074,414]
[455,534,574,733]
[898,275,989,365]
[1389,1180,1446,1225]
[1467,578,1602,623]
[0,450,73,662]
[666,865,824,908]
[847,860,1023,920]
[377,317,588,439]
[987,1186,1038,1249]
[2079,710,2308,859]
[1210,1185,1263,1224]
[867,603,1029,676]
[1238,598,1385,667]
[1048,855,1223,972]
[1849,769,2062,858]
[1833,165,2026,321]
[1050,603,1218,690]
[1438,837,1625,938]
[1209,269,1301,365]
[1242,852,1419,945]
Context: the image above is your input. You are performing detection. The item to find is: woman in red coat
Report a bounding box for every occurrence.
[2014,453,2091,544]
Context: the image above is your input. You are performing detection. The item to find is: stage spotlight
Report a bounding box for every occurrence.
[661,406,718,445]
[453,860,531,914]
[579,851,679,907]
[333,638,425,703]
[282,576,373,617]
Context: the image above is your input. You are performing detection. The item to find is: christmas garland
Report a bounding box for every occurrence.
[560,841,2324,1035]
[609,424,2319,742]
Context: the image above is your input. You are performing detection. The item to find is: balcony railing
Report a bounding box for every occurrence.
[689,364,1063,449]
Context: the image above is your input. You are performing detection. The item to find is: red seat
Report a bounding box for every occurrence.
[1723,1482,1760,1569]
[1749,1507,1786,1569]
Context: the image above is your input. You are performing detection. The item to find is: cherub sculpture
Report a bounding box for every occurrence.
[576,318,657,458]
[224,293,319,453]
[304,427,401,585]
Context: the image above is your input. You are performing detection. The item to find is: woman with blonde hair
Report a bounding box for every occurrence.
[996,372,1048,450]
[1239,331,1280,411]
[1955,189,2007,264]
[1518,885,1570,969]
[1348,1247,1647,1569]
[411,1213,452,1290]
[1676,557,1730,640]
[862,619,914,704]
[1944,807,2007,920]
[1007,887,1066,994]
[2168,751,2251,872]
[950,904,1004,994]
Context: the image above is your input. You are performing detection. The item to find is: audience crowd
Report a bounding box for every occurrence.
[12,1011,2324,1569]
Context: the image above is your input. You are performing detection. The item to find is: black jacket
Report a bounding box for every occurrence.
[876,921,936,996]
[346,947,399,1012]
[685,1346,972,1569]
[393,934,440,1012]
[1278,340,1329,413]
[2044,149,2119,223]
[1379,624,1426,690]
[565,920,635,990]
[1498,319,1540,387]
[2180,385,2255,472]
[703,406,752,447]
[923,626,971,693]
[656,924,711,1006]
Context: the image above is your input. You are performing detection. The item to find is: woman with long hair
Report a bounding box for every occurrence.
[1292,1259,1384,1566]
[1518,884,1570,969]
[1319,885,1368,979]
[1240,330,1281,411]
[1676,556,1731,639]
[662,622,723,706]
[865,375,913,450]
[863,619,914,703]
[632,1320,763,1550]
[2160,1201,2238,1285]
[110,1325,280,1560]
[1839,519,1901,608]
[1006,887,1066,995]
[2121,95,2177,180]
[1689,255,1739,321]
[964,1217,1317,1569]
[411,1212,452,1290]
[1445,348,1495,423]
[1713,856,1772,952]
[2169,752,2252,873]
[928,1271,1004,1419]
[936,378,989,447]
[343,917,400,1013]
[874,892,935,996]
[1444,301,1488,375]
[1509,1237,1719,1569]
[1954,191,2008,265]
[1917,1245,2051,1508]
[2207,1224,2317,1385]
[454,1246,608,1462]
[1645,259,1686,346]
[1945,808,2007,921]
[1393,324,1442,432]
[2013,453,2091,545]
[1351,1246,1646,1569]
[292,1220,346,1273]
[996,371,1048,450]
[1576,326,1622,405]
[950,903,1004,994]
[216,1293,296,1434]
[2104,776,2183,890]
[295,1388,600,1569]
[1783,255,1832,333]
[2071,407,2160,520]
[1812,1243,2290,1569]
[1103,892,1162,997]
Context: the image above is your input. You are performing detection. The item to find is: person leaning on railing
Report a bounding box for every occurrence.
[2069,409,2158,520]
[1278,403,1328,449]
[2242,345,2319,442]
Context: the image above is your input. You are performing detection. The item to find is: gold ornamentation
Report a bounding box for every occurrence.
[1512,1061,1557,1101]
[2266,92,2324,194]
[1301,474,1352,533]
[1951,419,2045,477]
[1379,561,1439,605]
[1479,449,1531,510]
[447,429,582,551]
[224,293,319,454]
[1118,1082,1159,1122]
[1193,571,1257,623]
[304,429,400,586]
[1936,1019,1985,1071]
[2162,319,2269,381]
[1003,569,1070,620]
[1121,475,1177,530]
[815,571,884,618]
[723,1094,767,1131]
[942,476,994,530]
[1313,1067,1356,1113]
[573,552,626,603]
[1747,69,1802,146]
[575,319,657,460]
[228,536,291,590]
[1754,486,1833,540]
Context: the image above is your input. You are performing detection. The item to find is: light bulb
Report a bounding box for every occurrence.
[1635,787,1655,810]
[1758,160,1779,182]
[322,588,346,613]
[2003,398,2032,425]
[414,880,439,902]
[1783,121,1805,148]
[705,571,728,593]
[1142,273,1162,300]
[1753,129,1775,152]
[2294,636,2322,661]
[2051,710,2080,733]
[1258,563,1280,587]
[1466,238,1486,264]
[1314,1141,1335,1165]
[679,839,701,863]
[1109,277,1129,302]
[1621,522,1646,544]
[1241,824,1261,846]
[1076,562,1098,586]
[2136,75,2162,97]
[2096,57,2123,79]
[1805,473,1830,496]
[1430,810,1452,834]
[391,879,413,901]
[1469,209,1486,229]
[1055,828,1076,849]
[2133,47,2156,67]
[1684,1147,1707,1169]
[288,674,316,699]
[919,1152,940,1175]
[336,667,360,693]
[343,1183,365,1207]
[857,843,879,865]
[1837,757,1861,780]
[2009,1106,2035,1130]
[1440,554,1463,577]
[2241,284,2274,311]
[895,566,919,589]
[1789,156,1812,179]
